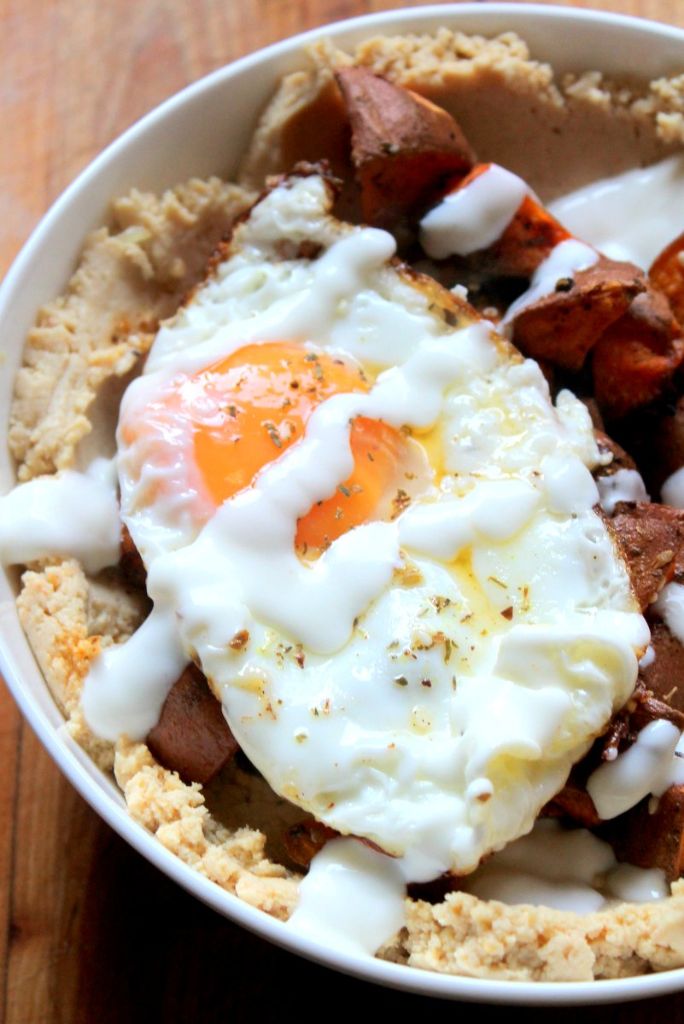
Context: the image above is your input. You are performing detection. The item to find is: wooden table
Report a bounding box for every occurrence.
[3,1,684,1019]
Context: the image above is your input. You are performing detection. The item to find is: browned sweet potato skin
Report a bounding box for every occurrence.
[650,230,684,325]
[647,397,684,495]
[279,77,358,220]
[443,174,570,278]
[509,255,646,371]
[545,683,684,837]
[478,193,569,278]
[640,619,684,714]
[283,820,340,868]
[608,502,684,609]
[544,778,601,828]
[631,691,684,732]
[592,288,684,419]
[335,67,474,230]
[146,664,238,785]
[601,785,684,881]
[120,524,147,589]
[594,429,637,475]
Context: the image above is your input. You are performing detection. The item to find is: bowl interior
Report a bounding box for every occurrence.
[2,2,684,1005]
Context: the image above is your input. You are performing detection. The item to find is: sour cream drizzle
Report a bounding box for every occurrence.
[654,582,684,646]
[462,819,668,912]
[288,838,407,955]
[503,239,598,324]
[81,605,186,741]
[587,720,682,820]
[549,154,684,268]
[596,469,650,515]
[290,819,669,956]
[662,467,684,509]
[0,459,120,574]
[419,164,529,260]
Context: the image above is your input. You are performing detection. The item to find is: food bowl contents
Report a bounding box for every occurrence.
[5,27,684,983]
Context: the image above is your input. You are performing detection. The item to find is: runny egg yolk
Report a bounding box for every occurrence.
[125,342,416,551]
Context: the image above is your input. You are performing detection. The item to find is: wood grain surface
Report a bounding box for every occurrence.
[3,2,684,1020]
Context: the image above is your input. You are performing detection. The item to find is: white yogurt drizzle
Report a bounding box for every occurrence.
[639,645,656,670]
[0,458,120,574]
[290,818,669,954]
[549,154,684,268]
[81,604,186,741]
[419,164,529,260]
[597,468,649,515]
[662,466,684,509]
[143,226,397,378]
[288,838,407,956]
[397,478,540,558]
[587,719,682,820]
[462,819,668,913]
[654,582,684,645]
[503,239,599,325]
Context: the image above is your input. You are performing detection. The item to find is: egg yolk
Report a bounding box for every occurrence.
[129,342,414,552]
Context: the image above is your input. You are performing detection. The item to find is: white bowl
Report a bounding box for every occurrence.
[2,3,684,1005]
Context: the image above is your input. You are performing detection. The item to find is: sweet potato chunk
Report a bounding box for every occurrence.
[445,176,570,278]
[640,619,684,715]
[592,288,684,419]
[283,820,339,868]
[545,682,684,830]
[494,194,570,276]
[146,664,238,784]
[594,429,637,474]
[648,396,684,495]
[335,67,475,230]
[630,691,684,732]
[120,524,147,589]
[603,785,684,880]
[509,255,646,371]
[609,502,684,609]
[650,230,684,324]
[544,778,601,828]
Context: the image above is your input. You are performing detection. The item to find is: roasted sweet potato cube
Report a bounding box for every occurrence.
[650,230,684,324]
[146,664,238,785]
[407,874,461,904]
[544,778,601,828]
[454,184,570,279]
[606,396,684,499]
[495,194,570,275]
[592,288,684,419]
[283,820,339,868]
[335,67,475,229]
[648,396,684,496]
[603,785,684,880]
[595,429,637,474]
[608,502,684,609]
[640,619,684,715]
[509,255,646,371]
[630,690,684,732]
[545,680,684,828]
[120,524,147,589]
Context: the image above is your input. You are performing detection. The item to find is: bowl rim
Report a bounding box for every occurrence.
[3,1,684,1005]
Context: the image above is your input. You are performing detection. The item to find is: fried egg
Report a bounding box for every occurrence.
[85,172,649,878]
